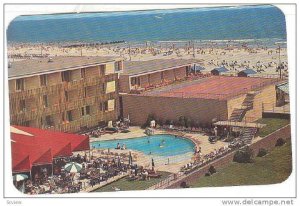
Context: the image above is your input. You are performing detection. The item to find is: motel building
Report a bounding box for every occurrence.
[120,60,279,127]
[118,59,200,93]
[8,56,123,133]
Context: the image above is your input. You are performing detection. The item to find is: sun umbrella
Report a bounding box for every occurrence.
[64,162,83,173]
[13,174,28,182]
[99,168,106,174]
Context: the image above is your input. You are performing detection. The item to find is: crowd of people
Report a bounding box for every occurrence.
[19,151,139,194]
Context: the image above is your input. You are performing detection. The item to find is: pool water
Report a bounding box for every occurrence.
[91,134,195,157]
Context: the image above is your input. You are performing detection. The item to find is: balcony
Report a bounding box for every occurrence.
[9,74,118,99]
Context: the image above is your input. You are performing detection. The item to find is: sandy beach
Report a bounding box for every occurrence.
[7,42,288,78]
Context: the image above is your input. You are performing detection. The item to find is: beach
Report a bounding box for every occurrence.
[8,41,288,78]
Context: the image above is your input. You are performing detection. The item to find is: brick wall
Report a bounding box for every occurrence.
[24,76,40,90]
[166,124,291,189]
[85,66,100,78]
[71,69,82,81]
[140,75,150,88]
[149,72,162,85]
[47,72,61,86]
[174,67,187,79]
[119,75,130,93]
[163,70,175,81]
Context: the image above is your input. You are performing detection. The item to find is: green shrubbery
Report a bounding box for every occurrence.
[180,181,190,188]
[275,138,286,147]
[233,146,254,163]
[257,148,268,157]
[208,166,217,175]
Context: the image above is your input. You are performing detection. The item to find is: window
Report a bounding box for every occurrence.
[86,106,90,115]
[16,78,25,91]
[84,87,87,98]
[131,77,140,86]
[115,61,122,71]
[19,99,26,112]
[43,95,48,107]
[81,106,91,116]
[61,71,71,82]
[64,91,69,101]
[45,115,53,126]
[40,74,47,86]
[99,65,106,76]
[67,111,73,122]
[81,68,86,79]
[99,102,108,111]
[104,101,108,111]
[101,83,105,93]
[81,107,85,116]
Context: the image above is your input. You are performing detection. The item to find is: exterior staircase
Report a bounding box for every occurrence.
[241,92,256,110]
[229,108,246,122]
[239,127,258,145]
[229,91,259,145]
[229,91,258,122]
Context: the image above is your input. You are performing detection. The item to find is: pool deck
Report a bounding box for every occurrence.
[88,127,229,173]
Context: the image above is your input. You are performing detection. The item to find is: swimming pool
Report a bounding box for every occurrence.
[91,134,195,157]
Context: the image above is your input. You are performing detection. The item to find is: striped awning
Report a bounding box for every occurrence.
[277,82,289,94]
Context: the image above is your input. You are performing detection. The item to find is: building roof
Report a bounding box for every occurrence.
[123,59,199,76]
[239,68,257,75]
[8,56,119,79]
[144,76,276,100]
[277,82,289,94]
[211,66,229,73]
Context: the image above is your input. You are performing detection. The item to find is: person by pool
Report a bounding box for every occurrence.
[116,143,121,149]
[121,143,126,150]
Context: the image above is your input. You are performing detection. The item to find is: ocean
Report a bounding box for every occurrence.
[7,5,286,45]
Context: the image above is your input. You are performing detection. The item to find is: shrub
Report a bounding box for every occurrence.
[205,173,211,177]
[257,148,268,157]
[275,138,286,147]
[180,181,189,188]
[233,146,254,163]
[208,166,217,174]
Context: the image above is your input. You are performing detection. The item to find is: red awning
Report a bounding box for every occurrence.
[11,126,90,173]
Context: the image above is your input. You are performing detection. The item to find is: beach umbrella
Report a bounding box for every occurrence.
[99,168,106,174]
[13,174,28,182]
[64,162,83,173]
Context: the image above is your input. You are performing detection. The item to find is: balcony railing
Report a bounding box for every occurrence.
[9,74,117,99]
